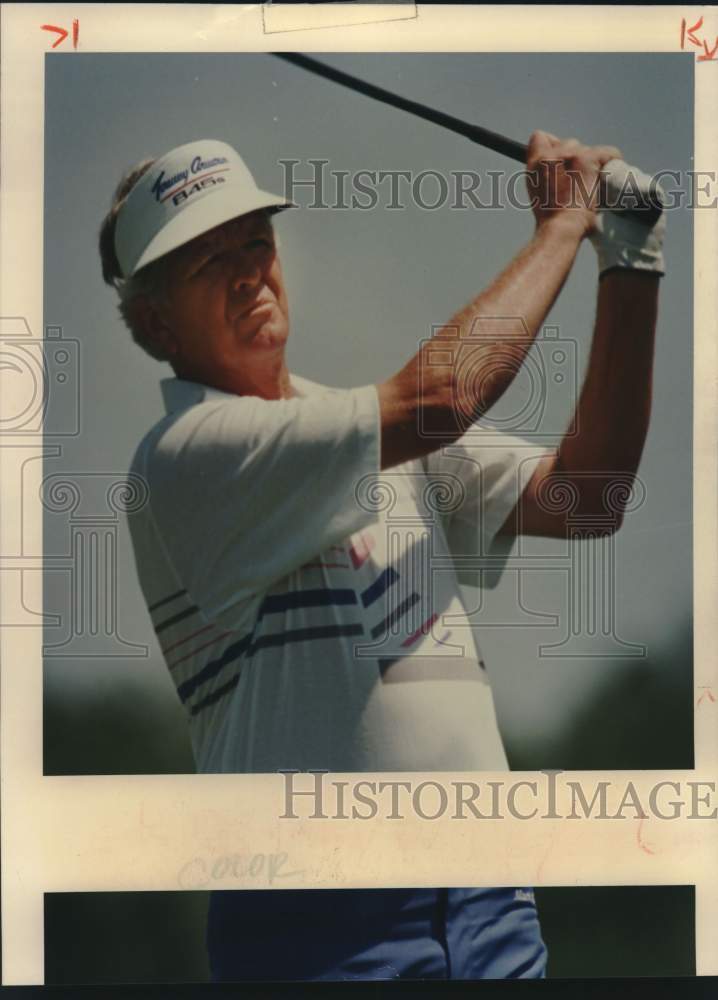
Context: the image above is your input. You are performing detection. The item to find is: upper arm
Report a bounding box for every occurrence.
[377,360,460,470]
[425,431,553,587]
[498,450,570,538]
[146,386,381,618]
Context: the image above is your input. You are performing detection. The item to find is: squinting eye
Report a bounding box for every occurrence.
[191,239,273,275]
[196,251,225,273]
[248,238,273,251]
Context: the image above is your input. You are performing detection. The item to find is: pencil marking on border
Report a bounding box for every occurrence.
[261,3,418,36]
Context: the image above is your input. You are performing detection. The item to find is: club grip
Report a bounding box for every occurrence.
[611,205,663,229]
[601,159,664,228]
[611,201,663,228]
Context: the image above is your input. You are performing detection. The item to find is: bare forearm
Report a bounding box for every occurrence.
[379,218,584,467]
[558,269,659,509]
[448,217,583,354]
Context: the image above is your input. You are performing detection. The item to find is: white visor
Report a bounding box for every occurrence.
[114,139,293,279]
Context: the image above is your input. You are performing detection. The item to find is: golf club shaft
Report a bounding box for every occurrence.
[274,51,528,163]
[273,52,663,227]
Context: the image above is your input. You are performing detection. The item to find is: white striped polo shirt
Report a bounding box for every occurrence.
[127,373,549,773]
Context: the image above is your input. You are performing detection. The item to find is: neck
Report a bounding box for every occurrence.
[174,356,296,400]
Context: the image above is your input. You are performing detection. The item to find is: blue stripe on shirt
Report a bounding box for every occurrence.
[178,631,254,703]
[251,623,364,653]
[259,588,358,618]
[187,623,365,716]
[370,593,421,639]
[190,673,242,717]
[148,588,187,613]
[155,604,200,634]
[360,567,399,608]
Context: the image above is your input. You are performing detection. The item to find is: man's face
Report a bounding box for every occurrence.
[150,210,290,390]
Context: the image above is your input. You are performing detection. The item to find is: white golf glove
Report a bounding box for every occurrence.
[589,159,667,277]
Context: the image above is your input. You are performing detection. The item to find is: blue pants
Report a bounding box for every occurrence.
[207,887,547,981]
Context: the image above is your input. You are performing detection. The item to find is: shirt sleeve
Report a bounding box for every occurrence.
[144,384,381,619]
[423,429,554,589]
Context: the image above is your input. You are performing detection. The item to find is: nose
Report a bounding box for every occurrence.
[230,255,263,294]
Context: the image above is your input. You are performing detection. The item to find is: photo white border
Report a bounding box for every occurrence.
[1,3,716,984]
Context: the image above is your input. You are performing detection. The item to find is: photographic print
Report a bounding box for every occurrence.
[1,3,716,989]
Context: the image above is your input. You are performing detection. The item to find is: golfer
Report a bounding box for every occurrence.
[99,131,663,980]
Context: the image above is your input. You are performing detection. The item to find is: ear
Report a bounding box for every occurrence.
[130,295,180,360]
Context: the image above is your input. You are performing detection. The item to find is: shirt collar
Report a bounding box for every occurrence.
[160,372,325,414]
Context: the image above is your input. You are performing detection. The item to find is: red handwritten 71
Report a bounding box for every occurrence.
[40,18,79,50]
